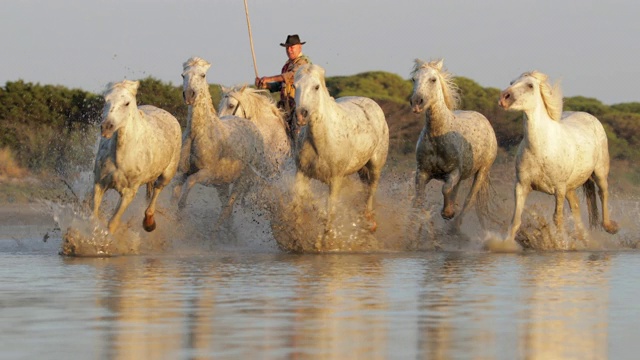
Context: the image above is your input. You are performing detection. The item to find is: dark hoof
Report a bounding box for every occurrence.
[441,209,455,220]
[604,220,619,235]
[143,216,156,232]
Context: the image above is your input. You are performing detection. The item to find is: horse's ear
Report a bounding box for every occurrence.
[221,85,229,93]
[240,84,247,92]
[434,59,444,70]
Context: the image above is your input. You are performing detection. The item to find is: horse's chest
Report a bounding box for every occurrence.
[416,137,464,179]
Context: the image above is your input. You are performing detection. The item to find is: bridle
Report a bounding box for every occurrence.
[227,95,247,118]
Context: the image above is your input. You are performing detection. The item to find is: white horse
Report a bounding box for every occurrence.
[174,57,269,231]
[93,80,182,234]
[293,64,389,234]
[498,71,618,244]
[218,85,291,170]
[409,59,497,230]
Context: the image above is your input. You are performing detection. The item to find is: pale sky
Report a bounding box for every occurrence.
[2,0,639,104]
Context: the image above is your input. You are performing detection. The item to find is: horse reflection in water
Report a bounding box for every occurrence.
[292,64,389,246]
[218,85,291,172]
[173,57,270,234]
[409,59,497,232]
[498,71,618,248]
[92,80,182,234]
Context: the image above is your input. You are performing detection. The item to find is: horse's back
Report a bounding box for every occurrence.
[219,115,271,174]
[335,96,389,140]
[139,105,182,140]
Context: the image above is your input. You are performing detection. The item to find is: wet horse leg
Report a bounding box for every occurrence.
[324,176,344,238]
[413,170,432,242]
[108,187,135,234]
[213,183,234,234]
[92,183,106,219]
[505,181,530,243]
[593,172,619,234]
[565,189,587,243]
[359,165,380,232]
[553,189,566,232]
[143,178,168,232]
[177,169,214,210]
[441,169,462,220]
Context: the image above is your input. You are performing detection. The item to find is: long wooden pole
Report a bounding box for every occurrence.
[243,0,259,78]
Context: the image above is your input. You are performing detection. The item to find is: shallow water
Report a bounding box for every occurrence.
[2,231,640,359]
[3,169,640,359]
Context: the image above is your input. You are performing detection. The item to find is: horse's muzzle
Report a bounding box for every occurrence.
[296,108,309,127]
[101,121,115,139]
[498,91,512,109]
[410,96,424,114]
[183,90,195,105]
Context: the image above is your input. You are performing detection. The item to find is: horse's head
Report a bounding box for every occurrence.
[499,71,562,120]
[182,57,211,105]
[294,64,327,125]
[100,80,140,139]
[218,85,247,118]
[409,59,459,114]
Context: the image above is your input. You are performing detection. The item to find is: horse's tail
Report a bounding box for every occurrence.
[583,178,600,229]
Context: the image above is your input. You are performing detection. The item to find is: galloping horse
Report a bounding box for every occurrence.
[499,71,618,244]
[218,85,290,170]
[174,57,269,231]
[293,64,389,235]
[409,59,497,230]
[93,80,182,234]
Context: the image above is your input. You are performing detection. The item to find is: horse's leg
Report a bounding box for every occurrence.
[177,170,212,210]
[293,171,312,205]
[108,188,135,234]
[92,183,106,219]
[505,182,530,243]
[412,170,431,209]
[213,183,235,234]
[359,165,381,232]
[441,169,462,220]
[553,189,566,231]
[325,176,344,238]
[143,179,166,232]
[565,189,587,243]
[593,172,619,234]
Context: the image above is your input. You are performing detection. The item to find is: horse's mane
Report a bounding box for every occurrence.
[295,64,328,92]
[411,59,460,110]
[103,79,139,97]
[183,56,210,70]
[226,86,286,126]
[523,71,563,121]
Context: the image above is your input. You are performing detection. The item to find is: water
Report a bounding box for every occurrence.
[2,168,640,359]
[2,231,640,358]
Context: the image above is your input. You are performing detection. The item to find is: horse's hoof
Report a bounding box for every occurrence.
[369,220,378,233]
[604,220,619,235]
[143,216,156,232]
[441,209,455,220]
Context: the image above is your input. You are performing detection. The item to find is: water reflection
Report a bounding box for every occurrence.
[2,249,635,359]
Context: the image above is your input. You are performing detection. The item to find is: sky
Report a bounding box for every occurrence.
[2,0,639,104]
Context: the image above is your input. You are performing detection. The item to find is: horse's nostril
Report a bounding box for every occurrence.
[504,93,510,100]
[418,98,424,105]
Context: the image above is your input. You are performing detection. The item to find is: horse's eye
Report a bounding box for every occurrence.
[125,102,130,106]
[430,77,437,83]
[527,83,534,89]
[181,74,185,79]
[228,104,234,108]
[314,85,320,90]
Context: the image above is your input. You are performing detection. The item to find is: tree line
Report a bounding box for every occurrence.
[1,73,639,179]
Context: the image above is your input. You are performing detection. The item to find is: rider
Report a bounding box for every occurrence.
[255,34,311,140]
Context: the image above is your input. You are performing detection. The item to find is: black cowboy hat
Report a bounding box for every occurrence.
[280,34,306,47]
